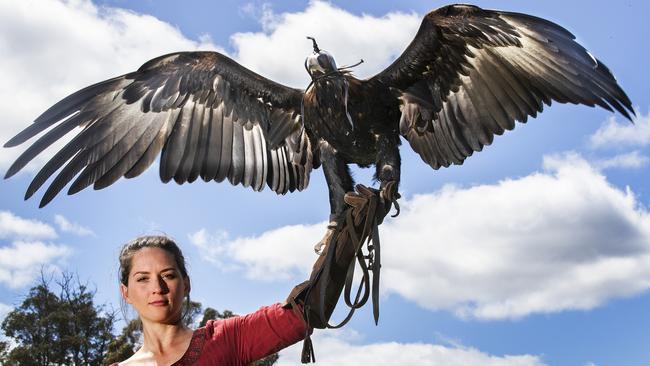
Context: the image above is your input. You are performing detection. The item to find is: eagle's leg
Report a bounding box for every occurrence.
[375,134,402,217]
[315,142,354,255]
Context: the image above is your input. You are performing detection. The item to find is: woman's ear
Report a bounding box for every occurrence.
[120,283,132,304]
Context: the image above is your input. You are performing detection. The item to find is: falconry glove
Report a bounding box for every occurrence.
[285,184,396,363]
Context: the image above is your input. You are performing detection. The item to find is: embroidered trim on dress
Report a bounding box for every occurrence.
[172,327,206,365]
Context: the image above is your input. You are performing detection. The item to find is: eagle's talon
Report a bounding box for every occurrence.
[315,221,337,256]
[379,180,401,218]
[391,199,401,217]
[314,240,327,256]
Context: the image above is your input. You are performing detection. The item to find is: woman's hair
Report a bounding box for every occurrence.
[119,235,189,286]
[118,235,192,324]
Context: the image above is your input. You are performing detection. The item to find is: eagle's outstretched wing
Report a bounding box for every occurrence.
[5,51,313,207]
[369,4,634,170]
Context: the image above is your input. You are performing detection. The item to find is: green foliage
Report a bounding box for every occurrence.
[199,307,219,327]
[102,319,141,366]
[184,300,203,327]
[0,273,115,366]
[0,340,10,361]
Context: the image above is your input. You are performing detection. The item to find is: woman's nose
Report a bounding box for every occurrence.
[152,275,169,294]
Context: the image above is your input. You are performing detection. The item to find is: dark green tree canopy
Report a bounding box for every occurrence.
[1,273,115,366]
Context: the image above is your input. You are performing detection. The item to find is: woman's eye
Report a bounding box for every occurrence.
[136,277,148,282]
[164,274,176,280]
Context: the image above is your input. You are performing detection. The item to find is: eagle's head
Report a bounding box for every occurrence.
[305,37,337,79]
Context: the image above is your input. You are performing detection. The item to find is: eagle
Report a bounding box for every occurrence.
[4,4,634,247]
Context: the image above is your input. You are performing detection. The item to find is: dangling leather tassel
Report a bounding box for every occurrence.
[301,330,316,363]
[371,222,381,325]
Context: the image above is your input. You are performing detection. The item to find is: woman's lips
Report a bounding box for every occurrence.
[149,300,169,306]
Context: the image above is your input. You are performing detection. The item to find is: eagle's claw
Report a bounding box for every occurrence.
[380,180,401,218]
[314,221,337,256]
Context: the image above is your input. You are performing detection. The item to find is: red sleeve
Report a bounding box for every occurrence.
[219,303,307,363]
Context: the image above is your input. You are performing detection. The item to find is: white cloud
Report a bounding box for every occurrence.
[0,211,70,288]
[188,229,231,268]
[230,1,421,87]
[0,0,220,172]
[188,225,323,279]
[276,331,546,366]
[54,214,94,236]
[0,211,57,240]
[0,240,71,288]
[194,153,650,320]
[595,151,649,170]
[590,111,650,148]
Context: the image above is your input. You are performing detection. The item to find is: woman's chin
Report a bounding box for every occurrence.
[142,307,182,324]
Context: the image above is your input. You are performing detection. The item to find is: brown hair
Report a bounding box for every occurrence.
[119,235,192,323]
[119,235,189,286]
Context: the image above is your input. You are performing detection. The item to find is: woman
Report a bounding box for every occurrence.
[113,235,308,365]
[112,187,379,365]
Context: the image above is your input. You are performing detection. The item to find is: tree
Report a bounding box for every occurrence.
[199,307,234,327]
[102,319,141,365]
[184,300,203,328]
[0,340,9,361]
[199,307,219,327]
[0,272,115,366]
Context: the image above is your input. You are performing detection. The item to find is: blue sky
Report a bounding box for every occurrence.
[1,1,649,365]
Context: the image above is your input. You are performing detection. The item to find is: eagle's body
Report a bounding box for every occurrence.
[4,4,635,229]
[303,74,402,215]
[305,76,399,164]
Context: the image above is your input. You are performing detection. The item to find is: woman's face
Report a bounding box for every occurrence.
[120,247,190,325]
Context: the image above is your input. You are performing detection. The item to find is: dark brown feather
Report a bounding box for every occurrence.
[5,51,313,205]
[371,4,634,170]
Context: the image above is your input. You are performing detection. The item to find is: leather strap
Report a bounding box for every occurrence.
[308,185,384,330]
[296,184,394,363]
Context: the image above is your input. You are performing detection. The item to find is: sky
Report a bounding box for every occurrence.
[0,0,649,365]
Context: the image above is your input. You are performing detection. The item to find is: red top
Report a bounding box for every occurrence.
[112,303,307,366]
